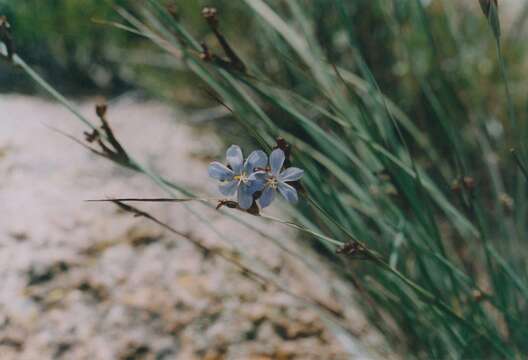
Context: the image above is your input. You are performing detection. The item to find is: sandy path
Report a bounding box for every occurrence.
[0,95,384,359]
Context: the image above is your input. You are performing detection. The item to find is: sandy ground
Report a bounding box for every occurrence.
[0,95,386,360]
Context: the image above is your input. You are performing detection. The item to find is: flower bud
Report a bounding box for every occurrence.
[95,103,107,118]
[479,0,498,17]
[202,7,218,29]
[479,0,501,38]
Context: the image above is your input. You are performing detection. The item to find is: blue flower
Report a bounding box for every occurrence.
[208,145,267,209]
[258,148,304,208]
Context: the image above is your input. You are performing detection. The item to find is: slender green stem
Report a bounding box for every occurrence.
[496,40,517,138]
[511,148,528,181]
[260,213,343,246]
[306,195,360,243]
[13,55,97,131]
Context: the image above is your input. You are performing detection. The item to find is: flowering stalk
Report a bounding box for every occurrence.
[201,7,246,73]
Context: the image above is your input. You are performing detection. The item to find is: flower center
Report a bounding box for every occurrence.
[267,176,279,189]
[234,173,249,184]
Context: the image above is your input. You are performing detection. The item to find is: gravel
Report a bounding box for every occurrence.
[0,95,387,359]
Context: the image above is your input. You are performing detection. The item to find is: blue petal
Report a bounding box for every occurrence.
[244,150,268,173]
[238,185,254,209]
[248,171,267,193]
[226,145,244,174]
[208,162,234,181]
[278,182,298,203]
[278,167,304,182]
[258,186,275,208]
[247,178,266,193]
[248,171,268,180]
[218,180,238,196]
[269,148,285,176]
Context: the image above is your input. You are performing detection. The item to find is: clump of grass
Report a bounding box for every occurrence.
[4,0,528,358]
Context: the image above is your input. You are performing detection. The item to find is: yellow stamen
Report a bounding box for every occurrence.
[234,173,248,183]
[267,176,278,189]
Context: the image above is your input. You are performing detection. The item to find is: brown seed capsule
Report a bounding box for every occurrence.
[202,7,218,28]
[451,178,462,193]
[95,103,107,118]
[472,289,487,303]
[462,176,476,191]
[0,16,9,28]
[275,137,292,167]
[245,201,260,216]
[84,129,99,143]
[0,15,15,60]
[166,3,179,20]
[200,42,213,62]
[336,241,367,258]
[216,199,238,210]
[498,193,514,212]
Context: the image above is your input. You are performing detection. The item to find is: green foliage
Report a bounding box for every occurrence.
[0,0,253,94]
[124,1,528,357]
[0,0,131,92]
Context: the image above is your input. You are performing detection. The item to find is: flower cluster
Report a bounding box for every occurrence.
[208,145,304,210]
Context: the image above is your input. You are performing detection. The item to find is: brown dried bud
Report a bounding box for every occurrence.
[200,42,213,62]
[202,7,218,28]
[166,3,180,20]
[95,103,107,118]
[215,199,260,216]
[498,193,514,212]
[471,289,487,303]
[462,176,476,191]
[245,201,260,216]
[0,16,10,29]
[216,199,238,210]
[274,137,292,168]
[84,130,100,143]
[336,241,367,259]
[0,15,15,60]
[451,178,462,193]
[275,137,291,157]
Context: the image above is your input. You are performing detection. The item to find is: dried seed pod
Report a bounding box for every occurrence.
[336,241,368,259]
[275,137,292,167]
[462,176,476,191]
[200,6,246,73]
[95,103,107,118]
[216,199,238,210]
[471,289,487,303]
[245,201,260,216]
[84,129,99,143]
[200,42,214,62]
[451,178,462,193]
[202,7,218,29]
[0,15,15,60]
[498,193,514,212]
[166,3,180,20]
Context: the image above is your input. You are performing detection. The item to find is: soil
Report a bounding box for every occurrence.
[0,95,387,359]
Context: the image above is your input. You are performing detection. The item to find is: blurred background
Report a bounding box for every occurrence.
[1,0,528,359]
